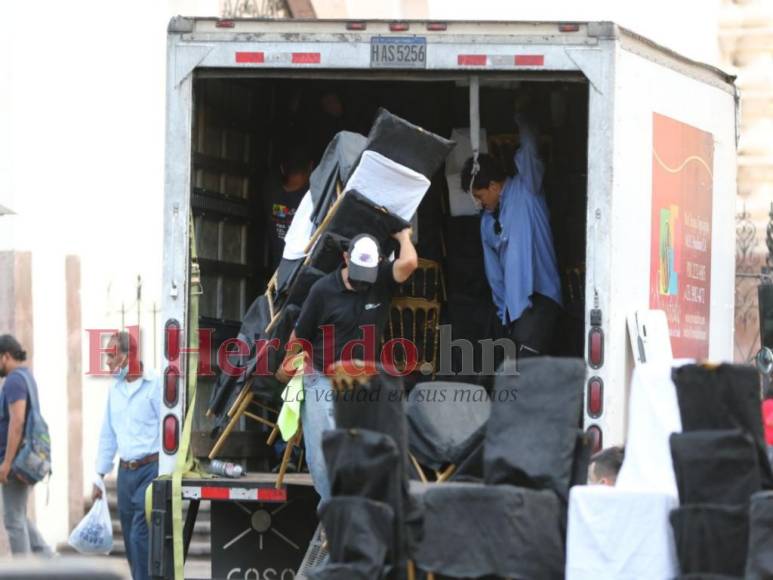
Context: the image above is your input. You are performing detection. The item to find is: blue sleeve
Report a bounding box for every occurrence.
[95,390,118,475]
[481,218,507,322]
[3,373,28,405]
[513,114,544,196]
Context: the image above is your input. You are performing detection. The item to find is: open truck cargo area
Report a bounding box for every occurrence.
[153,17,737,579]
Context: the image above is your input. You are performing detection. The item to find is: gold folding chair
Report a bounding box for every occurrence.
[387,297,441,377]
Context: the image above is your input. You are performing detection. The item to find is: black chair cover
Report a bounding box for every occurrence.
[365,108,455,180]
[333,370,408,466]
[484,357,585,498]
[672,364,773,489]
[322,429,407,579]
[670,504,749,577]
[746,491,773,580]
[308,232,348,273]
[324,190,409,257]
[670,430,761,505]
[309,131,367,225]
[413,483,564,580]
[308,496,394,580]
[406,382,490,470]
[285,265,326,307]
[275,257,304,298]
[207,294,272,416]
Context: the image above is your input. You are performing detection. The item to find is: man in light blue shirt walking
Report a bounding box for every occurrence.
[93,331,160,580]
[461,112,562,357]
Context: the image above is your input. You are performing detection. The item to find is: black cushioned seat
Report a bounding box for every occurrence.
[670,430,761,505]
[484,357,586,498]
[414,483,564,580]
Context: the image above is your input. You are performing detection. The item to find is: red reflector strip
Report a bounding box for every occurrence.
[587,376,604,418]
[259,488,288,502]
[235,52,265,64]
[586,425,603,453]
[515,55,544,66]
[181,486,288,502]
[162,415,179,454]
[458,54,487,66]
[292,52,321,64]
[201,487,230,500]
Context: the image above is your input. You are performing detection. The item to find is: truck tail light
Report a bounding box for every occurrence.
[586,425,602,453]
[426,22,447,31]
[163,414,179,454]
[165,319,181,361]
[216,19,235,28]
[559,23,580,32]
[389,22,409,32]
[587,377,603,418]
[164,365,180,407]
[346,21,367,30]
[588,308,604,369]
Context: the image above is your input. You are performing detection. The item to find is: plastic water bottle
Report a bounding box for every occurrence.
[209,460,244,478]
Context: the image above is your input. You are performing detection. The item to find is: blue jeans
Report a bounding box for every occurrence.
[301,372,336,505]
[117,460,158,580]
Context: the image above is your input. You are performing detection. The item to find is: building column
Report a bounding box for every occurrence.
[0,250,34,556]
[65,256,83,530]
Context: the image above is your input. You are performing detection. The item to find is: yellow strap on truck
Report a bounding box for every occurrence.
[145,216,209,580]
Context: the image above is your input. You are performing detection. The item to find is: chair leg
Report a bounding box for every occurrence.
[276,426,303,489]
[407,560,416,580]
[436,464,457,483]
[410,453,428,484]
[227,385,250,418]
[209,392,252,459]
[266,425,280,446]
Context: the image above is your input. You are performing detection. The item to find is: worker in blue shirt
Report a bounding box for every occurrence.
[461,113,562,357]
[93,331,160,580]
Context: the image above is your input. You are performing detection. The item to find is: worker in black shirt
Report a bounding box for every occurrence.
[277,228,417,503]
[265,143,313,269]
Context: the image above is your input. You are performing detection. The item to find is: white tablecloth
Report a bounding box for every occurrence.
[566,485,679,580]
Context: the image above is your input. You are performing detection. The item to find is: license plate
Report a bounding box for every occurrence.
[370,36,427,69]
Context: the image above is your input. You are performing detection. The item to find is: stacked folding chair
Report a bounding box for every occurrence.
[205,111,455,475]
[413,358,586,580]
[405,381,491,483]
[668,364,769,579]
[309,365,418,580]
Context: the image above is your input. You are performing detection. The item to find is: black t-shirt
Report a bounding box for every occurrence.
[294,261,397,372]
[267,176,307,268]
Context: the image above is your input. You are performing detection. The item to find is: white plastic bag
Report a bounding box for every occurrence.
[68,477,113,554]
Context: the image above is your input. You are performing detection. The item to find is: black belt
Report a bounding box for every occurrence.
[119,453,159,470]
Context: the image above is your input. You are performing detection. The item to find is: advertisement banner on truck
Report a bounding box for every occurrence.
[650,113,714,359]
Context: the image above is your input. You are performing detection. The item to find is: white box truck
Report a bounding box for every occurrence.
[151,17,737,579]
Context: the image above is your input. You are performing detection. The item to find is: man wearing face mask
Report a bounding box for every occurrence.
[94,331,160,580]
[277,227,418,503]
[461,112,562,358]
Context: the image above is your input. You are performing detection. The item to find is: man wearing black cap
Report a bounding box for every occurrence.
[278,227,417,502]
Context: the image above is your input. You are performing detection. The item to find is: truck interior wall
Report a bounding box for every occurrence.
[189,74,589,465]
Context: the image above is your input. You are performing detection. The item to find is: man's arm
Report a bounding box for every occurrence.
[513,113,545,196]
[0,400,26,484]
[391,227,419,284]
[93,394,118,499]
[276,330,306,384]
